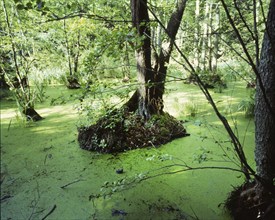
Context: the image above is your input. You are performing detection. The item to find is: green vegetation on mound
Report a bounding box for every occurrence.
[78,109,188,153]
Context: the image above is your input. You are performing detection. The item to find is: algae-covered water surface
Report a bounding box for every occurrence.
[1,82,255,219]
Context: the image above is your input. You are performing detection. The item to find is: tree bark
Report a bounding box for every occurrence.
[63,19,73,77]
[194,0,201,71]
[226,2,275,218]
[130,0,153,119]
[73,30,81,75]
[201,2,209,71]
[128,0,187,119]
[152,0,187,112]
[212,3,220,73]
[255,0,275,186]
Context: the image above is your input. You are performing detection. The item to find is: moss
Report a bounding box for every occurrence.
[78,110,188,153]
[159,127,170,136]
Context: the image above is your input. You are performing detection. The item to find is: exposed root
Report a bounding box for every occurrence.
[225,181,275,220]
[23,107,44,121]
[67,77,81,89]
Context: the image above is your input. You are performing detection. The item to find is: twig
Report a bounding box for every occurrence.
[38,11,133,24]
[190,206,199,220]
[90,163,249,203]
[8,119,12,131]
[60,179,83,189]
[220,0,274,117]
[28,180,41,220]
[43,154,48,165]
[147,4,257,180]
[41,204,57,220]
[0,194,13,202]
[233,0,255,41]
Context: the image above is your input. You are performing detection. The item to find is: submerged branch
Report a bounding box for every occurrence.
[144,163,249,179]
[41,205,57,220]
[60,179,83,189]
[142,166,246,182]
[91,162,250,201]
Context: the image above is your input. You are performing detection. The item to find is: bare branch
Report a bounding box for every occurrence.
[41,205,57,220]
[60,179,83,189]
[233,0,255,42]
[219,36,250,64]
[220,0,275,117]
[38,11,135,24]
[147,2,257,180]
[252,0,260,66]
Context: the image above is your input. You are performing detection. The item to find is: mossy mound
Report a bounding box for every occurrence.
[78,108,188,153]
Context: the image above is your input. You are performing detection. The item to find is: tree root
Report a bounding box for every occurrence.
[225,181,275,220]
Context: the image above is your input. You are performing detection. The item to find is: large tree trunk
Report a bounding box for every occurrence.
[0,74,9,89]
[201,2,209,71]
[255,0,275,187]
[130,0,153,119]
[78,1,189,153]
[23,107,44,122]
[127,0,187,119]
[152,0,187,111]
[226,1,275,219]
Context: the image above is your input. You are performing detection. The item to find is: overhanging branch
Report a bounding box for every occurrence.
[147,2,257,180]
[37,11,150,24]
[220,0,275,117]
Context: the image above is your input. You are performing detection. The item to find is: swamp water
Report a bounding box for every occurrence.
[0,82,255,219]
